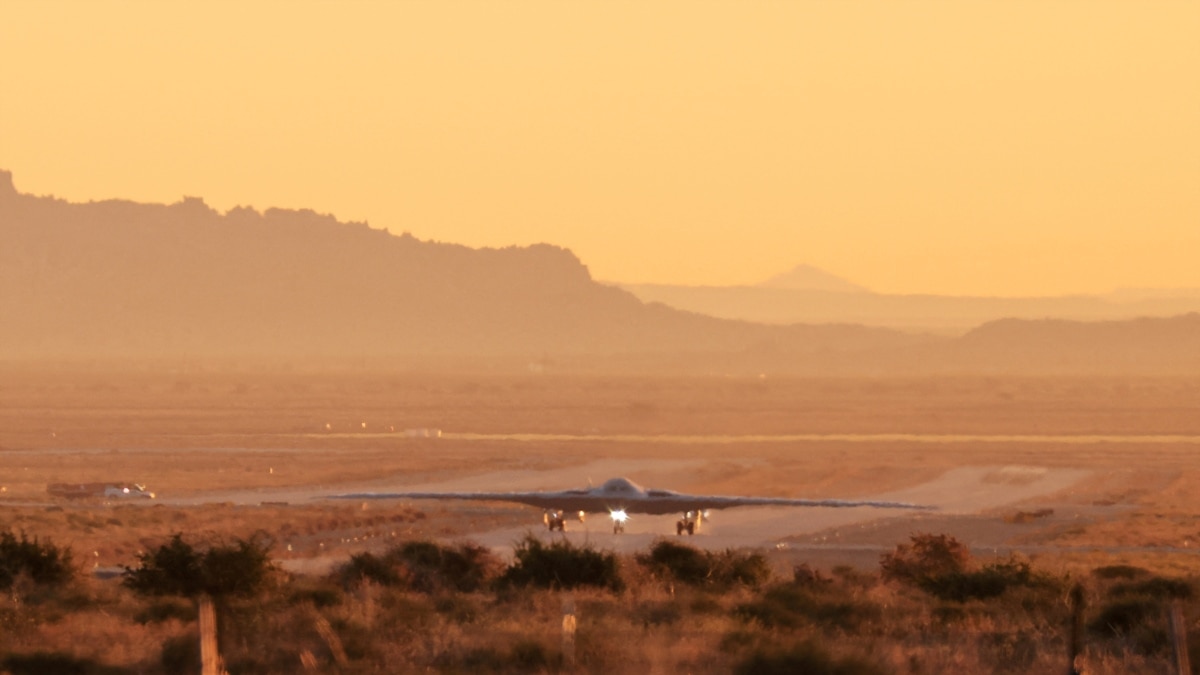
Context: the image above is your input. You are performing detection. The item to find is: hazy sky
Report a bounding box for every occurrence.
[2,2,1197,296]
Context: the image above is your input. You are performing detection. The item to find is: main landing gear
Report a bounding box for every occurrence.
[676,510,704,535]
[544,510,586,532]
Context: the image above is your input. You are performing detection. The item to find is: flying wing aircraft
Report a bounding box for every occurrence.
[332,476,933,535]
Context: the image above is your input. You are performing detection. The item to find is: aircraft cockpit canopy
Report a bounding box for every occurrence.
[600,477,643,494]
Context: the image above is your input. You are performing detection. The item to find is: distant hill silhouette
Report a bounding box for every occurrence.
[621,274,1200,334]
[0,170,919,370]
[947,314,1200,374]
[4,170,1199,375]
[757,264,868,293]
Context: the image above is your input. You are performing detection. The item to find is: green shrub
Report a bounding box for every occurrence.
[918,560,1037,602]
[880,533,969,587]
[1089,597,1158,637]
[1089,598,1169,655]
[883,535,1047,603]
[636,540,770,589]
[709,548,771,588]
[122,533,275,598]
[1110,576,1192,600]
[0,531,75,590]
[389,540,499,593]
[337,551,403,588]
[334,540,501,592]
[637,540,711,585]
[499,535,623,591]
[1092,564,1149,580]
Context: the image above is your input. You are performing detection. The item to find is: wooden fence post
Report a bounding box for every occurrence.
[1169,599,1190,675]
[199,594,225,675]
[1067,583,1085,675]
[562,596,577,669]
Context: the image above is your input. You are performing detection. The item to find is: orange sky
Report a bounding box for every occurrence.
[2,2,1197,296]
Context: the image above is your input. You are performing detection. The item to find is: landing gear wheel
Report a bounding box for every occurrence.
[686,521,695,535]
[613,521,625,534]
[676,520,686,535]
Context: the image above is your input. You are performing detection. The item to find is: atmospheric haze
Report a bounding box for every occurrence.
[1,1,1197,296]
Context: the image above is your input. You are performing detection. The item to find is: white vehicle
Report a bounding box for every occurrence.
[48,482,156,500]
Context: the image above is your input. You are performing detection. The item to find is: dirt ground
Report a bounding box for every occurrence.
[3,370,1200,576]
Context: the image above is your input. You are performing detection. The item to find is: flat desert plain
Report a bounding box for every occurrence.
[2,370,1200,576]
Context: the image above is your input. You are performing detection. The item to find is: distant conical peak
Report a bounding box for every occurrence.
[758,264,868,293]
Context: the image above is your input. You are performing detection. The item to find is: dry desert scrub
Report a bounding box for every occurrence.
[0,533,1198,674]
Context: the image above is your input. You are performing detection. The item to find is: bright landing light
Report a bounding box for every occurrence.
[609,509,628,523]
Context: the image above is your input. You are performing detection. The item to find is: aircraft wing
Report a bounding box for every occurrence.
[330,490,931,516]
[632,494,932,515]
[330,489,612,513]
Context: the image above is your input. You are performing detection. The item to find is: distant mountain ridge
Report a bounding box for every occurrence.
[4,170,1199,375]
[0,170,918,368]
[620,269,1200,334]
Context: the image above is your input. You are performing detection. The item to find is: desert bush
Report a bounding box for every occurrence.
[0,530,75,590]
[122,532,275,598]
[918,559,1039,602]
[337,551,403,588]
[334,540,500,593]
[389,540,500,593]
[879,533,969,586]
[883,535,1050,603]
[636,540,771,589]
[498,535,623,591]
[1110,576,1192,600]
[708,548,771,589]
[1088,597,1168,655]
[733,641,886,675]
[1092,564,1149,580]
[638,539,710,585]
